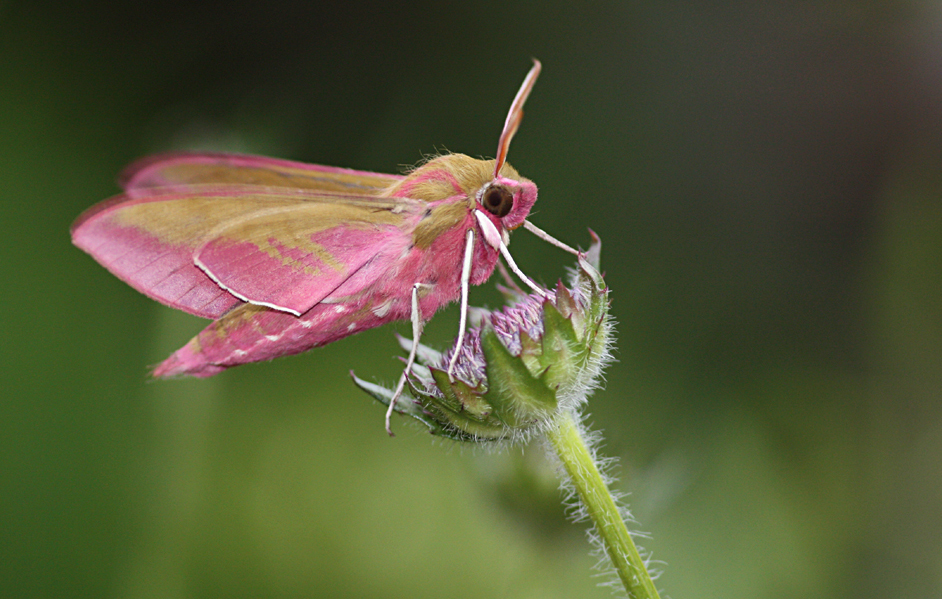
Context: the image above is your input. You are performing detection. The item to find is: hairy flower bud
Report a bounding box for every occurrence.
[353,234,612,442]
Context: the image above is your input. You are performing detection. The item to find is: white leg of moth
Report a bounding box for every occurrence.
[523,220,582,256]
[474,211,547,298]
[495,258,526,296]
[386,283,425,436]
[447,229,476,382]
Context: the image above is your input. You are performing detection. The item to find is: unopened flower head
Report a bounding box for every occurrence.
[353,234,612,443]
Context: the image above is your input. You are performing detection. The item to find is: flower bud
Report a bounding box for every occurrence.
[353,234,611,442]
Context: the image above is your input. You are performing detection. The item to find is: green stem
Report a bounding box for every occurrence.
[545,411,661,599]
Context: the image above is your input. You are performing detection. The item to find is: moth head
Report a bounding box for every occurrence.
[476,175,537,231]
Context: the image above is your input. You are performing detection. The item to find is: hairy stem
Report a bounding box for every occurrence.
[545,411,661,599]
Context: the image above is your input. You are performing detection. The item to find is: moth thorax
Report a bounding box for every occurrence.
[389,153,522,202]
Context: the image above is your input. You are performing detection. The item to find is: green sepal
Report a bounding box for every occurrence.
[584,229,602,271]
[518,328,543,374]
[554,280,576,319]
[481,326,557,427]
[572,250,608,345]
[429,367,493,420]
[351,373,452,437]
[538,300,582,390]
[353,373,506,441]
[574,257,611,368]
[425,403,507,440]
[408,373,502,439]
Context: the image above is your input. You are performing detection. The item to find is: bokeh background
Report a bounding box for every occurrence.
[3,1,942,597]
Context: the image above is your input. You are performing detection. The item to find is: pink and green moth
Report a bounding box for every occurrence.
[71,60,580,432]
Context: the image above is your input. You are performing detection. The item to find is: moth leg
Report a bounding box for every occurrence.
[474,211,547,298]
[447,229,476,382]
[386,282,427,436]
[523,220,582,257]
[495,259,526,296]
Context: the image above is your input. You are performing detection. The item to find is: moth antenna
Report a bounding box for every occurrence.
[494,59,542,178]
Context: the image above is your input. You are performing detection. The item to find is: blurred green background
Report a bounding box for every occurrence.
[3,1,942,597]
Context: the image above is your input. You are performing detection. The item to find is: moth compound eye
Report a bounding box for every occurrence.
[481,186,514,218]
